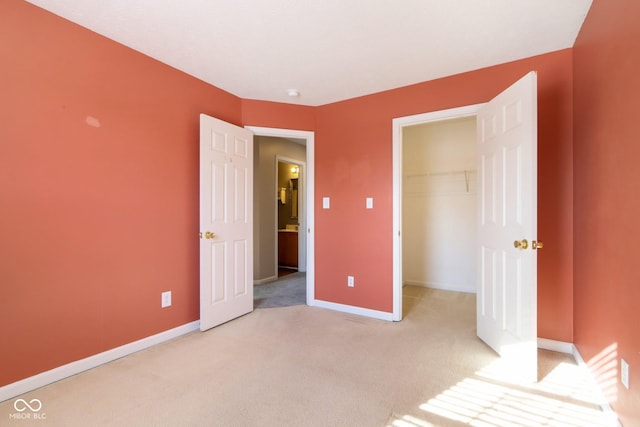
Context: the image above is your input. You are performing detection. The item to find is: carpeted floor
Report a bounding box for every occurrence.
[0,286,616,426]
[254,272,306,308]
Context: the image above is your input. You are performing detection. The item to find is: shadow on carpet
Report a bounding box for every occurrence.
[254,272,306,309]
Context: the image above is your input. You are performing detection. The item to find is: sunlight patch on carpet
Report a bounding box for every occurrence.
[387,357,616,427]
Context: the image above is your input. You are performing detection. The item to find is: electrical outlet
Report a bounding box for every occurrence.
[161,291,172,308]
[347,276,355,287]
[621,358,630,389]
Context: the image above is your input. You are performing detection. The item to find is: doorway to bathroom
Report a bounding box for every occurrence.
[276,158,304,277]
[248,126,315,308]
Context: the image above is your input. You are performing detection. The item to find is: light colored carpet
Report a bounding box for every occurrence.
[1,287,616,426]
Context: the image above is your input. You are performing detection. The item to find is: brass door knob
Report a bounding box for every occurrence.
[533,240,544,250]
[514,239,529,250]
[205,231,216,239]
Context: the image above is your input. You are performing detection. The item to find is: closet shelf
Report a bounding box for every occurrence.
[404,170,477,195]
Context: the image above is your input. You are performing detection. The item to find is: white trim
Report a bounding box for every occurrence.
[535,339,621,426]
[311,299,394,321]
[0,321,199,403]
[392,104,485,321]
[254,275,278,285]
[571,344,623,427]
[392,118,402,321]
[246,126,315,307]
[403,280,476,294]
[537,337,574,354]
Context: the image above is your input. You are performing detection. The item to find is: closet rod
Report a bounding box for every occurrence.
[405,169,476,178]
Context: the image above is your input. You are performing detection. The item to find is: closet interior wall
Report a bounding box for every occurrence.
[402,116,477,293]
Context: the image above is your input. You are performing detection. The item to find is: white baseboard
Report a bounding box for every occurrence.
[571,344,622,427]
[537,337,575,354]
[0,320,200,403]
[537,339,621,427]
[254,275,278,285]
[310,299,394,321]
[403,280,476,294]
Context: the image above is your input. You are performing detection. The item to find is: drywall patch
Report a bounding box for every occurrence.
[85,116,101,128]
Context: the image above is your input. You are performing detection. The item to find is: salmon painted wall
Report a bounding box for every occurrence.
[573,0,640,424]
[0,1,241,386]
[242,99,315,131]
[314,50,575,341]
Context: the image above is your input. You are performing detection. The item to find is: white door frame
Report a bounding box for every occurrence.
[392,104,484,321]
[275,155,306,272]
[246,126,315,306]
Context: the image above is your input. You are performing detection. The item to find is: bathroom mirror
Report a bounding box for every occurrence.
[277,161,300,227]
[290,178,298,219]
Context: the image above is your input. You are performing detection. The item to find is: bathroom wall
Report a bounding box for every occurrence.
[402,117,477,293]
[253,137,306,282]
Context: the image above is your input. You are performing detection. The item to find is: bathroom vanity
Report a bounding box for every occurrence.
[278,228,298,269]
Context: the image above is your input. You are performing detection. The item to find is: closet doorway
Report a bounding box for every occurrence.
[402,116,477,293]
[392,104,483,320]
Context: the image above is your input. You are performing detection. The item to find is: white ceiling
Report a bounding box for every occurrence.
[25,0,592,106]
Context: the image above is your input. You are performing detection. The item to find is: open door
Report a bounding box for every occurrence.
[476,71,539,382]
[200,114,254,331]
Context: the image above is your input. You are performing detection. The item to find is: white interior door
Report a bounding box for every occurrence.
[477,71,538,382]
[200,114,253,331]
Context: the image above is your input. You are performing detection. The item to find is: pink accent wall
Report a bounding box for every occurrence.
[0,1,241,386]
[573,0,640,424]
[242,99,315,131]
[314,51,575,336]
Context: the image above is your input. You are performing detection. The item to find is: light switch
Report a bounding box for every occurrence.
[161,291,172,308]
[366,197,373,209]
[323,197,330,209]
